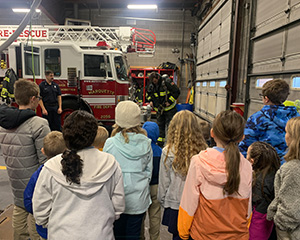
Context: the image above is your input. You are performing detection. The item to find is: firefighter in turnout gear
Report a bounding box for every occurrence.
[147,72,180,147]
[1,68,18,104]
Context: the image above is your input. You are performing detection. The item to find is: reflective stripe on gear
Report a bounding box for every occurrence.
[169,96,176,102]
[1,87,14,98]
[157,137,165,142]
[164,101,176,111]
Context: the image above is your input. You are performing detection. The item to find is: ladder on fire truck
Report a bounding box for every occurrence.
[1,25,156,56]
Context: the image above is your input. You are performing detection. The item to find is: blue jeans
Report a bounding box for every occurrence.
[114,213,145,240]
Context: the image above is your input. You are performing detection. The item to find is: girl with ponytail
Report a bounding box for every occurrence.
[33,110,125,240]
[178,110,253,240]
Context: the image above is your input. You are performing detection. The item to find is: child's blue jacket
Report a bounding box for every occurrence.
[24,165,48,239]
[239,105,299,164]
[143,121,162,185]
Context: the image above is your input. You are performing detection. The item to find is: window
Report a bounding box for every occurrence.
[292,76,300,89]
[196,82,201,87]
[209,81,216,87]
[84,54,112,77]
[45,49,61,76]
[24,46,40,76]
[114,56,129,81]
[202,82,207,87]
[256,78,273,88]
[219,81,226,87]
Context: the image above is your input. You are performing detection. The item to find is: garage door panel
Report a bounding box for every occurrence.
[253,32,283,63]
[207,94,216,117]
[221,0,232,21]
[290,1,300,22]
[252,59,283,73]
[218,55,229,77]
[216,96,227,116]
[256,0,285,25]
[285,54,300,70]
[200,92,208,111]
[220,17,231,49]
[248,100,263,117]
[211,12,221,30]
[286,25,300,55]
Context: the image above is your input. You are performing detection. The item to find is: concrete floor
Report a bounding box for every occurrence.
[0,149,172,240]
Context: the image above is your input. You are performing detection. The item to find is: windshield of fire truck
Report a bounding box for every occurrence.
[114,56,129,81]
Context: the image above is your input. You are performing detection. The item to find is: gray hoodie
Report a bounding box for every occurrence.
[33,147,125,240]
[267,159,300,240]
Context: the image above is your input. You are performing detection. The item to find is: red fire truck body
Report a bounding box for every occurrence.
[0,25,156,124]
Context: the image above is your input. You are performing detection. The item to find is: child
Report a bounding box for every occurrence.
[141,121,162,240]
[24,131,66,239]
[93,126,109,150]
[178,110,252,240]
[247,141,280,240]
[267,116,300,239]
[158,110,207,240]
[198,119,213,146]
[103,100,152,240]
[239,79,299,163]
[33,110,125,239]
[0,79,50,240]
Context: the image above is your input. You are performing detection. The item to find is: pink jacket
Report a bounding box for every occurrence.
[178,148,252,240]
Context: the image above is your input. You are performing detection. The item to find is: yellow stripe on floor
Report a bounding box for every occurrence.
[0,166,7,170]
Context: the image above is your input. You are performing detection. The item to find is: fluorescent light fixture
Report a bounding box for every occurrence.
[12,8,41,13]
[127,4,157,9]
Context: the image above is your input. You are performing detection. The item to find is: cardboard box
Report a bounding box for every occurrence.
[0,204,13,240]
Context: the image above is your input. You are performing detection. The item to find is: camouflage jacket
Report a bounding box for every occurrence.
[239,105,299,162]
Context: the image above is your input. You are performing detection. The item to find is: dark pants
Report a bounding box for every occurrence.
[43,105,61,131]
[114,213,145,240]
[157,107,177,147]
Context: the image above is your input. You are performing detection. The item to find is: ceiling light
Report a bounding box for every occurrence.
[127,4,158,10]
[12,8,41,13]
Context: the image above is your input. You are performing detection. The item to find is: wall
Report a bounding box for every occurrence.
[77,8,197,103]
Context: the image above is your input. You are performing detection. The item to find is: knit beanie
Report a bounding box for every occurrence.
[115,101,141,128]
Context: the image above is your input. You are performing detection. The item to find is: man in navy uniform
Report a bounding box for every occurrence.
[39,70,62,131]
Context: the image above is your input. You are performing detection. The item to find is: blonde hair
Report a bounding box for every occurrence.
[284,117,300,161]
[43,131,66,159]
[14,79,39,106]
[212,110,245,195]
[165,110,207,177]
[111,124,147,143]
[93,126,109,148]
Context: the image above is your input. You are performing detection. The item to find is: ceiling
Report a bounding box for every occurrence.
[2,0,203,24]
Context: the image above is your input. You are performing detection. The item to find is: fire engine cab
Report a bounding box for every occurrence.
[0,25,156,125]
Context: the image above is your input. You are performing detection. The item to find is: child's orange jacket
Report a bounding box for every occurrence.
[178,148,252,240]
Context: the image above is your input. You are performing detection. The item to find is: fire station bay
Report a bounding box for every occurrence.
[1,0,300,239]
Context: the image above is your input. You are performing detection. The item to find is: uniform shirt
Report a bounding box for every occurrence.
[39,81,61,106]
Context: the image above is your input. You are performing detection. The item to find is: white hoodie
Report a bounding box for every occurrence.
[33,147,125,240]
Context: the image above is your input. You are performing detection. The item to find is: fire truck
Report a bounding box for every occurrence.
[0,25,156,125]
